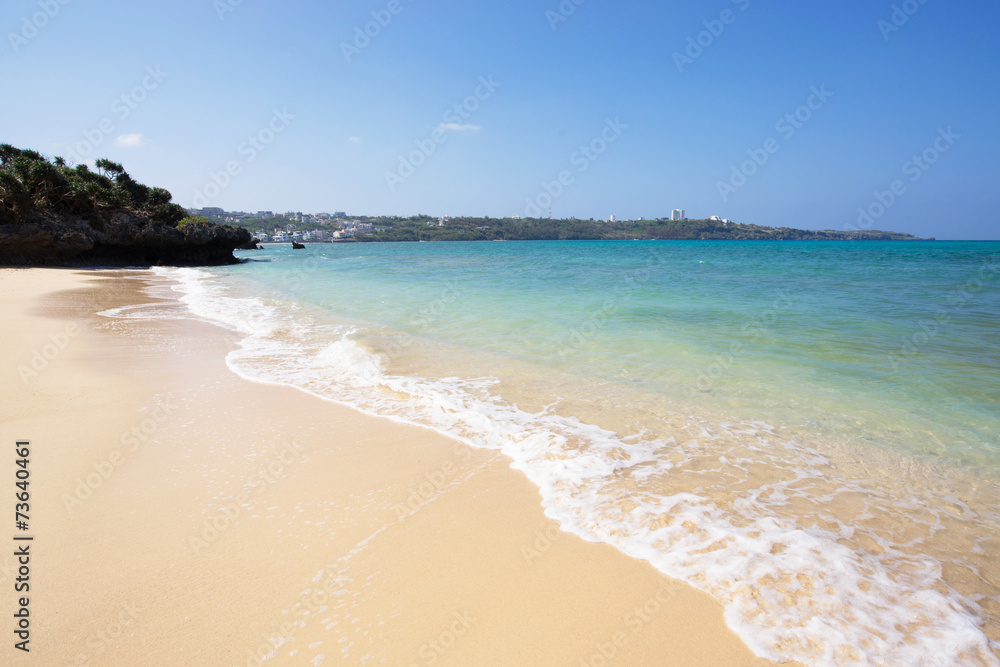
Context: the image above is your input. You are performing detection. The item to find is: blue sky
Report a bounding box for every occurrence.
[2,0,998,239]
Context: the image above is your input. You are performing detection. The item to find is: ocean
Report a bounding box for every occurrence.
[109,240,1000,665]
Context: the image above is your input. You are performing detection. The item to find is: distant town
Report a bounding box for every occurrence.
[185,207,927,243]
[184,207,734,243]
[186,207,376,242]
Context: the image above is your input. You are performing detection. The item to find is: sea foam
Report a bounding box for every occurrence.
[117,266,999,666]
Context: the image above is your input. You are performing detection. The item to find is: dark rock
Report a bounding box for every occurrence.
[0,210,253,267]
[291,242,305,249]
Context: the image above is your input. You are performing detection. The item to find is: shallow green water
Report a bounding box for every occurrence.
[150,240,1000,664]
[232,240,1000,472]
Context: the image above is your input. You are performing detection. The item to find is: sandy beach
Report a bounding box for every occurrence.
[0,268,786,666]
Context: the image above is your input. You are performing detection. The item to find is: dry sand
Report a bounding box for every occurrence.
[0,268,790,666]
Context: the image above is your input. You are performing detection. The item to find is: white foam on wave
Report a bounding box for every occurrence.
[139,266,999,666]
[98,303,180,320]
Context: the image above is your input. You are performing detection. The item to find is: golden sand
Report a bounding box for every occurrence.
[0,268,788,666]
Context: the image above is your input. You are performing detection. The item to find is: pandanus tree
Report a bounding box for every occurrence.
[95,158,125,180]
[0,144,188,226]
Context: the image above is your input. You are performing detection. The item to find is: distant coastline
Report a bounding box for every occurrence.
[234,214,932,244]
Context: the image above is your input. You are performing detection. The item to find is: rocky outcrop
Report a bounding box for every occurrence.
[237,238,261,250]
[0,211,253,266]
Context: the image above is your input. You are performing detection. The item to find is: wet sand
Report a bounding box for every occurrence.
[0,268,786,666]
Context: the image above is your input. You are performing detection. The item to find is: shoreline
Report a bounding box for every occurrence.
[246,237,938,245]
[1,268,780,665]
[214,238,1000,665]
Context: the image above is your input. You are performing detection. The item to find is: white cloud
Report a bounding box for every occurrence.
[438,123,481,133]
[348,136,363,144]
[115,133,145,148]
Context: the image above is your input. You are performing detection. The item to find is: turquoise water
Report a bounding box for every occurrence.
[238,240,1000,471]
[133,241,1000,665]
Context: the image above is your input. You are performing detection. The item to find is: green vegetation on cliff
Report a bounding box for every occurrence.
[0,145,186,226]
[0,145,250,266]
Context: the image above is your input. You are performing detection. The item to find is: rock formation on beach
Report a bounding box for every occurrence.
[0,144,251,266]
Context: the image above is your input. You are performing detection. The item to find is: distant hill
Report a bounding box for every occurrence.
[322,215,933,242]
[0,144,250,266]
